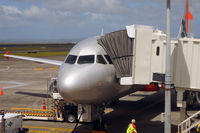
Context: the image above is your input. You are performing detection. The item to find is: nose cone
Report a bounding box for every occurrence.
[57,64,102,104]
[57,64,118,104]
[57,65,82,102]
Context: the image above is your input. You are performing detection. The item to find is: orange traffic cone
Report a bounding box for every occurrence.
[43,99,46,110]
[0,88,3,96]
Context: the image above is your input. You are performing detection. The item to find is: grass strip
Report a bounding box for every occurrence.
[0,51,68,58]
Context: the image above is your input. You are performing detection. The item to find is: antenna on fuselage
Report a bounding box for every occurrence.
[100,28,104,36]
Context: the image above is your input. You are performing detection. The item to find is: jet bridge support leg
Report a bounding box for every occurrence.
[176,88,187,122]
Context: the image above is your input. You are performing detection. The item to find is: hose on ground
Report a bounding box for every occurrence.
[71,107,85,133]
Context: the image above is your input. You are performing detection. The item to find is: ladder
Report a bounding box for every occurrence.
[178,110,200,133]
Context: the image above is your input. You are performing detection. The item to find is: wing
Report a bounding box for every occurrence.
[4,54,63,66]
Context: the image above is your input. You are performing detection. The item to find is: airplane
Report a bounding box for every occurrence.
[4,35,158,126]
[2,0,197,131]
[4,36,150,104]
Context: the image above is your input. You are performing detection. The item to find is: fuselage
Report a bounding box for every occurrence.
[57,36,130,104]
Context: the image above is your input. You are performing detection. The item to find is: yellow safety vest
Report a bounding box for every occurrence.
[126,123,137,133]
[197,123,200,132]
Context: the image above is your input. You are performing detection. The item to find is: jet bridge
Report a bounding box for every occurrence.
[98,24,200,90]
[98,25,166,85]
[98,24,200,123]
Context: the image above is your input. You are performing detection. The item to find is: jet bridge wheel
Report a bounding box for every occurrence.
[195,92,200,106]
[186,91,196,107]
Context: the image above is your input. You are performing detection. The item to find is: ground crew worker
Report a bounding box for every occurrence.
[126,119,137,133]
[197,123,200,133]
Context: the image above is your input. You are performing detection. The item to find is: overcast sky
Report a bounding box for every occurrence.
[0,0,200,41]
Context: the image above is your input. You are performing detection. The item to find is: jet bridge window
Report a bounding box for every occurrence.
[65,55,77,64]
[104,55,113,64]
[97,55,107,64]
[77,55,94,64]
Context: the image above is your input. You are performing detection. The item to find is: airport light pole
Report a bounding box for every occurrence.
[165,0,171,133]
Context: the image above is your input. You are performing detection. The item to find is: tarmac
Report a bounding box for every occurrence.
[0,55,197,133]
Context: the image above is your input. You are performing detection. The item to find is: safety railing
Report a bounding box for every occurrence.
[178,110,200,133]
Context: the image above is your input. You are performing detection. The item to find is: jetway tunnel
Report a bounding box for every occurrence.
[98,25,167,85]
[98,29,134,78]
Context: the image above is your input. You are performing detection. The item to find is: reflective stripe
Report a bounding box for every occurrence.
[132,123,136,129]
[197,124,200,132]
[126,123,137,133]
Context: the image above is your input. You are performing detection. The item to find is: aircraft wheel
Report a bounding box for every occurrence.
[93,120,107,131]
[65,114,77,123]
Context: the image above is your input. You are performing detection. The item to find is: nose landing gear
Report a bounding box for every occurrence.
[93,119,107,132]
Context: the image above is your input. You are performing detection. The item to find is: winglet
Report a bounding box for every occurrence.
[5,50,10,55]
[4,50,10,60]
[178,0,194,38]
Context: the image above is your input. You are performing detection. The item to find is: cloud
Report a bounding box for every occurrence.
[44,0,129,14]
[24,6,48,17]
[0,5,74,27]
[1,0,200,40]
[55,11,71,17]
[0,5,24,27]
[0,5,22,15]
[84,12,104,21]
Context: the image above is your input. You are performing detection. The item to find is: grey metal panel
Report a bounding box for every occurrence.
[98,30,133,78]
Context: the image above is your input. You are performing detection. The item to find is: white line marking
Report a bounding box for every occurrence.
[0,66,10,71]
[0,81,28,89]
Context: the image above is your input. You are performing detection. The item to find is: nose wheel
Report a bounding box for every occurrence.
[93,106,107,131]
[64,113,77,123]
[93,119,107,131]
[62,104,78,123]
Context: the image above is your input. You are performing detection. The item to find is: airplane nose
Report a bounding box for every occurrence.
[57,65,93,103]
[57,64,117,104]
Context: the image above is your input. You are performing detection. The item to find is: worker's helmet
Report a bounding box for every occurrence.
[131,119,136,123]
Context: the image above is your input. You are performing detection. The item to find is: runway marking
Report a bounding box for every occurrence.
[33,67,45,70]
[33,67,58,70]
[23,126,91,133]
[28,130,61,133]
[48,67,58,70]
[0,66,10,71]
[0,81,28,89]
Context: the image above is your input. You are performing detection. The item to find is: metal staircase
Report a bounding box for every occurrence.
[178,110,200,133]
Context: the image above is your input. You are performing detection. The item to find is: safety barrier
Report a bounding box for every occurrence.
[5,98,57,119]
[178,110,200,133]
[9,108,54,117]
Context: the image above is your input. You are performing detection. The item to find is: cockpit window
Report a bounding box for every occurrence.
[97,55,106,64]
[104,55,113,64]
[65,55,77,64]
[77,55,94,64]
